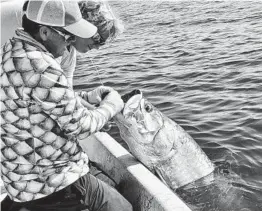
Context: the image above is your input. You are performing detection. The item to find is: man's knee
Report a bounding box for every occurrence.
[98,180,133,211]
[19,208,31,211]
[74,174,133,211]
[104,197,133,211]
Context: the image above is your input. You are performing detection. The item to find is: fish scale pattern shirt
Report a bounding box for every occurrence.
[0,29,122,202]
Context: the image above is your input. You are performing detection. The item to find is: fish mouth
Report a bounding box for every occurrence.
[121,89,143,117]
[121,89,142,103]
[114,90,142,130]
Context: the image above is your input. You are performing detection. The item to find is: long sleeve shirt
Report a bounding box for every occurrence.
[0,29,122,202]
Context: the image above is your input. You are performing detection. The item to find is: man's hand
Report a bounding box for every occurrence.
[100,90,124,114]
[84,86,114,104]
[80,98,96,110]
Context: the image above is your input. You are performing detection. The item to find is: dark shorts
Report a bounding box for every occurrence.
[2,173,132,211]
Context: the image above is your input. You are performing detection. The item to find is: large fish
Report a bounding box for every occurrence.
[114,90,257,211]
[114,90,215,190]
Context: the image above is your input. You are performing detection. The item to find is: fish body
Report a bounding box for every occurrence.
[114,90,214,189]
[114,90,259,211]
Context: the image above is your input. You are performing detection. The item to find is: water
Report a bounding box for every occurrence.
[73,1,262,210]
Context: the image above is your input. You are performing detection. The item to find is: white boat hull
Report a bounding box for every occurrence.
[79,132,191,211]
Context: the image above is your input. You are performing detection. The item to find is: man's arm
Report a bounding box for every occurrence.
[29,66,123,140]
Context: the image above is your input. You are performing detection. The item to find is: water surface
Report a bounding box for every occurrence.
[74,1,262,210]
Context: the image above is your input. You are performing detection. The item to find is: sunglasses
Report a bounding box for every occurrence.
[49,27,75,43]
[92,33,105,45]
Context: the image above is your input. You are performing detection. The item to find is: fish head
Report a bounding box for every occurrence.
[115,90,164,146]
[114,90,215,189]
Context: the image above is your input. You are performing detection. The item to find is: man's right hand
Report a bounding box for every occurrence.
[100,90,124,114]
[80,98,96,110]
[79,86,124,115]
[85,86,114,104]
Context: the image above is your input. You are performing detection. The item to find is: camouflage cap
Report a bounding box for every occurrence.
[78,0,124,43]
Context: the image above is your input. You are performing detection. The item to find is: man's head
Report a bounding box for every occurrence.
[22,0,97,58]
[73,0,124,53]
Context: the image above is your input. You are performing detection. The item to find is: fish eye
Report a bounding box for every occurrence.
[145,103,153,113]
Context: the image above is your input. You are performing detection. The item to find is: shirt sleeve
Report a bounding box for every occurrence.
[29,66,120,140]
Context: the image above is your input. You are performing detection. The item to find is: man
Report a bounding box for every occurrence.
[1,0,123,185]
[0,1,132,211]
[1,0,124,90]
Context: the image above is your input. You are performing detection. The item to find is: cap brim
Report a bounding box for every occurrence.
[63,19,97,38]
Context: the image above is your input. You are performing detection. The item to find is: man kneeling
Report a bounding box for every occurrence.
[0,1,132,211]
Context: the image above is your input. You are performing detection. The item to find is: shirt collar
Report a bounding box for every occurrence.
[15,28,49,53]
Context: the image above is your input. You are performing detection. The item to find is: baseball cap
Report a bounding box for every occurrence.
[26,0,97,38]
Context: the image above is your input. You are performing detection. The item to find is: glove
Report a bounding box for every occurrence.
[81,86,114,104]
[80,98,96,110]
[100,90,124,115]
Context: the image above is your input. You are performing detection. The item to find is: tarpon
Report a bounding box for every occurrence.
[114,90,215,190]
[114,90,258,211]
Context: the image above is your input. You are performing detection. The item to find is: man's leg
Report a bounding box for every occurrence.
[1,195,15,211]
[72,173,133,211]
[2,173,132,211]
[89,161,117,188]
[13,184,87,211]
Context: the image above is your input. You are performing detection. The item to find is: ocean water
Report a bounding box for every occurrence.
[74,1,262,210]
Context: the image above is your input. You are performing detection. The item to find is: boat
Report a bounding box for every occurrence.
[1,132,191,211]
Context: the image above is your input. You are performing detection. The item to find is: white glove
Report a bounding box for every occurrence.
[100,90,124,114]
[85,86,114,104]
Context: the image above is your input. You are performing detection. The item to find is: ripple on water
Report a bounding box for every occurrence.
[75,1,262,210]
